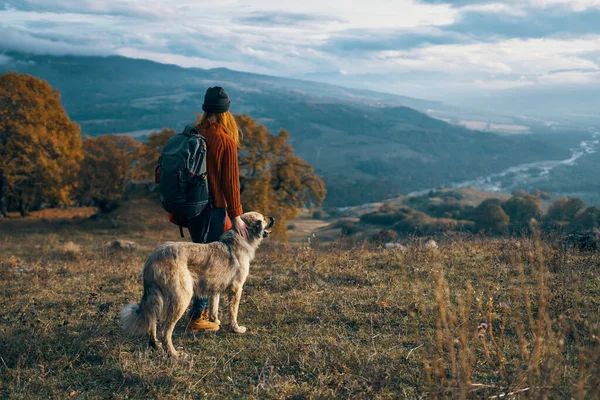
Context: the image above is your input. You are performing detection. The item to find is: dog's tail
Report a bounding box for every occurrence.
[120,284,163,337]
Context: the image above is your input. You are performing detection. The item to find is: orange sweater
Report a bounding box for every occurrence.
[199,123,243,219]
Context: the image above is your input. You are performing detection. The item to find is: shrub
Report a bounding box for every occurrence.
[379,203,396,213]
[341,221,360,236]
[371,229,397,244]
[425,201,470,220]
[392,213,470,235]
[473,200,510,234]
[531,189,552,200]
[360,205,414,226]
[546,198,586,224]
[502,195,542,233]
[570,207,600,232]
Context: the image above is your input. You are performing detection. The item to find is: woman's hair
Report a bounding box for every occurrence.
[198,111,240,146]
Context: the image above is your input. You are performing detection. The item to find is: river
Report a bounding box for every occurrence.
[446,128,600,193]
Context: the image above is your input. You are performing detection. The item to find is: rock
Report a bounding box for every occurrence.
[384,242,407,251]
[108,240,137,250]
[15,266,33,274]
[562,229,600,251]
[424,239,438,250]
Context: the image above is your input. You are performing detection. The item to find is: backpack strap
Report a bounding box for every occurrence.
[182,125,208,179]
[179,224,185,238]
[199,137,208,178]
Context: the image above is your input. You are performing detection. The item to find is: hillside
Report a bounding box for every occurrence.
[0,52,572,206]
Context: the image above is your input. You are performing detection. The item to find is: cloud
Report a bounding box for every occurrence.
[5,0,173,19]
[0,26,112,56]
[417,0,500,5]
[470,77,536,90]
[115,47,274,73]
[528,0,600,12]
[423,0,600,12]
[0,54,12,65]
[320,28,471,53]
[368,37,600,75]
[450,7,600,39]
[307,34,600,100]
[538,68,600,84]
[226,0,460,29]
[1,0,600,102]
[237,11,344,26]
[459,2,527,16]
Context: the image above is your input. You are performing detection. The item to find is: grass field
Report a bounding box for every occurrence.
[1,199,599,398]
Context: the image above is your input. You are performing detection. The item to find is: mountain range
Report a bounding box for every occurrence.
[0,52,583,206]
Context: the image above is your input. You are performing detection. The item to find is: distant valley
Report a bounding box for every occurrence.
[2,52,596,206]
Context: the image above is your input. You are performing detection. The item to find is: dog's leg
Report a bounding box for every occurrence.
[161,316,181,357]
[208,294,221,324]
[228,285,246,334]
[148,322,159,349]
[160,276,194,358]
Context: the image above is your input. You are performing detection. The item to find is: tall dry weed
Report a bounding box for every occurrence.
[422,230,600,399]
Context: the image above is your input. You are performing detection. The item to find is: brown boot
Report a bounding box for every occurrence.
[188,309,219,332]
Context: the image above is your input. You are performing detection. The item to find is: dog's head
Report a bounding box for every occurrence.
[241,212,275,241]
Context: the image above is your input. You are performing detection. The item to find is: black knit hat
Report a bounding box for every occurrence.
[202,86,231,113]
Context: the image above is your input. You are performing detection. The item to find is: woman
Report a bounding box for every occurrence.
[187,86,248,332]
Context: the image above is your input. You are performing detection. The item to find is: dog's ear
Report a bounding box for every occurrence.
[266,216,275,229]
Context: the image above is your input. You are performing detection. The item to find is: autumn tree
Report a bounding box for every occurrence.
[0,72,83,216]
[235,115,326,239]
[133,128,176,180]
[76,134,143,212]
[142,116,325,238]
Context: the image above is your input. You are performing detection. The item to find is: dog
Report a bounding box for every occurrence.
[120,212,274,357]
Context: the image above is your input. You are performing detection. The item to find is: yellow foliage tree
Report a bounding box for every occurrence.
[140,117,325,238]
[77,134,143,212]
[0,72,83,216]
[133,128,176,180]
[235,115,326,238]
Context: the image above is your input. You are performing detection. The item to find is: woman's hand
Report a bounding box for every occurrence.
[232,216,249,239]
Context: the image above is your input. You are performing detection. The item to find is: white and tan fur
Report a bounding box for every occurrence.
[120,212,273,357]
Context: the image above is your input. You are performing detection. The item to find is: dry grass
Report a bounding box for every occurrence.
[1,201,599,398]
[4,207,98,221]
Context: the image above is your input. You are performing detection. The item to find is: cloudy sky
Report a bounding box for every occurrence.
[1,0,600,101]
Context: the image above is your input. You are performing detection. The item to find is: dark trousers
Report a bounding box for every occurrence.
[188,207,227,320]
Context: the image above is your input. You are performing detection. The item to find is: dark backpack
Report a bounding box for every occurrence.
[156,125,210,234]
